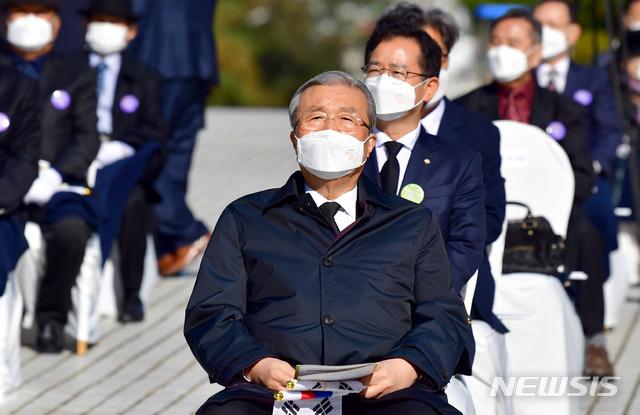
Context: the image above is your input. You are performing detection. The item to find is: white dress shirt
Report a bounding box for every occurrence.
[536,55,570,94]
[305,184,358,232]
[89,52,122,135]
[374,125,422,194]
[420,98,446,136]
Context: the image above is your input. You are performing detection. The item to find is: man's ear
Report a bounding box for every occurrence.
[529,44,543,68]
[566,23,582,47]
[421,77,440,103]
[127,23,138,42]
[290,131,297,153]
[365,133,376,159]
[51,14,61,39]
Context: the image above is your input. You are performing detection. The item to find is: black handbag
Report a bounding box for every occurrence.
[502,202,567,277]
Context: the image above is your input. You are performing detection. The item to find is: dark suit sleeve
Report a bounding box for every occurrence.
[384,212,469,391]
[0,78,40,211]
[184,205,276,386]
[588,71,622,175]
[51,68,100,180]
[559,99,595,203]
[446,152,487,293]
[482,124,506,244]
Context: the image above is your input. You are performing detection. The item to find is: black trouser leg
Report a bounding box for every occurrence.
[118,186,152,303]
[566,206,606,338]
[36,216,92,326]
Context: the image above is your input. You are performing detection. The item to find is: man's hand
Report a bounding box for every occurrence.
[244,357,296,392]
[359,358,419,399]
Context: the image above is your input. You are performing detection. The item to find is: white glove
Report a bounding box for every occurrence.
[23,167,63,206]
[95,140,135,168]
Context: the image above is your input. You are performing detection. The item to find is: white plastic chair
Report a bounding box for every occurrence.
[490,120,584,415]
[0,270,24,404]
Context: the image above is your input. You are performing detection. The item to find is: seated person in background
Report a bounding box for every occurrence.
[184,70,470,415]
[455,8,613,377]
[0,65,40,403]
[533,0,621,377]
[360,22,485,379]
[376,0,508,348]
[80,0,167,323]
[0,0,100,353]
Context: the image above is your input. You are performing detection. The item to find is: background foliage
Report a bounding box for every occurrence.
[209,0,618,107]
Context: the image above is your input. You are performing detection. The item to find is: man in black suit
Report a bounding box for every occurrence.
[0,0,100,353]
[79,0,167,323]
[0,65,40,401]
[455,8,613,377]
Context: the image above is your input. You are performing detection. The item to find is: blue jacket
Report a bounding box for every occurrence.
[184,172,469,401]
[562,63,621,176]
[438,98,505,245]
[129,0,218,82]
[363,127,487,294]
[436,98,508,334]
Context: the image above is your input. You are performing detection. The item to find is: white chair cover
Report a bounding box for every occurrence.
[491,120,584,415]
[0,270,23,404]
[446,376,477,415]
[98,234,159,319]
[604,249,630,329]
[17,221,103,354]
[463,320,512,415]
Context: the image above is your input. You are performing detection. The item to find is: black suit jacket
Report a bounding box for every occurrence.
[101,53,168,193]
[0,66,41,214]
[0,51,100,184]
[454,82,595,203]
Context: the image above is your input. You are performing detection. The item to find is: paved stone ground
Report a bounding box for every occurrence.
[2,107,639,414]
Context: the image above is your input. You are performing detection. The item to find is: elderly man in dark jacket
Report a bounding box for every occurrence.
[184,71,469,415]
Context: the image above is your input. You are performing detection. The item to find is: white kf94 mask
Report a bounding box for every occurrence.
[85,22,130,55]
[296,129,371,180]
[7,14,55,52]
[541,25,569,60]
[364,74,426,121]
[487,45,537,83]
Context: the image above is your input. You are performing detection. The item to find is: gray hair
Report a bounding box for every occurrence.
[424,9,460,53]
[289,71,376,134]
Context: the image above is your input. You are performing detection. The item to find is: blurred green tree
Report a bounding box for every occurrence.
[209,0,390,106]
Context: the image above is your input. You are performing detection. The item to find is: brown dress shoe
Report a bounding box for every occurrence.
[158,232,211,276]
[585,344,614,378]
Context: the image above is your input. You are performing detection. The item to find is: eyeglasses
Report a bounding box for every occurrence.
[296,112,370,133]
[362,64,428,85]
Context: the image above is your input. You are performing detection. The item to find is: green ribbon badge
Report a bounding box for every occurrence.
[400,183,425,204]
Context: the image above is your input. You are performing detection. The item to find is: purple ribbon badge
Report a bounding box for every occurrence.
[0,112,10,133]
[50,90,71,110]
[546,121,567,141]
[120,94,140,114]
[573,89,593,106]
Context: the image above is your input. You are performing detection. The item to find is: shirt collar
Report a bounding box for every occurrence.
[537,55,570,90]
[420,99,446,136]
[89,51,122,68]
[374,124,421,151]
[304,184,358,220]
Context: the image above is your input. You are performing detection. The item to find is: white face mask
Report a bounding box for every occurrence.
[541,25,569,60]
[628,19,640,31]
[6,14,55,52]
[364,74,426,121]
[85,22,130,55]
[425,67,448,108]
[295,129,371,180]
[487,45,536,83]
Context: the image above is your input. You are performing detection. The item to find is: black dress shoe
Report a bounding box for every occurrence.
[37,321,64,353]
[119,296,144,323]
